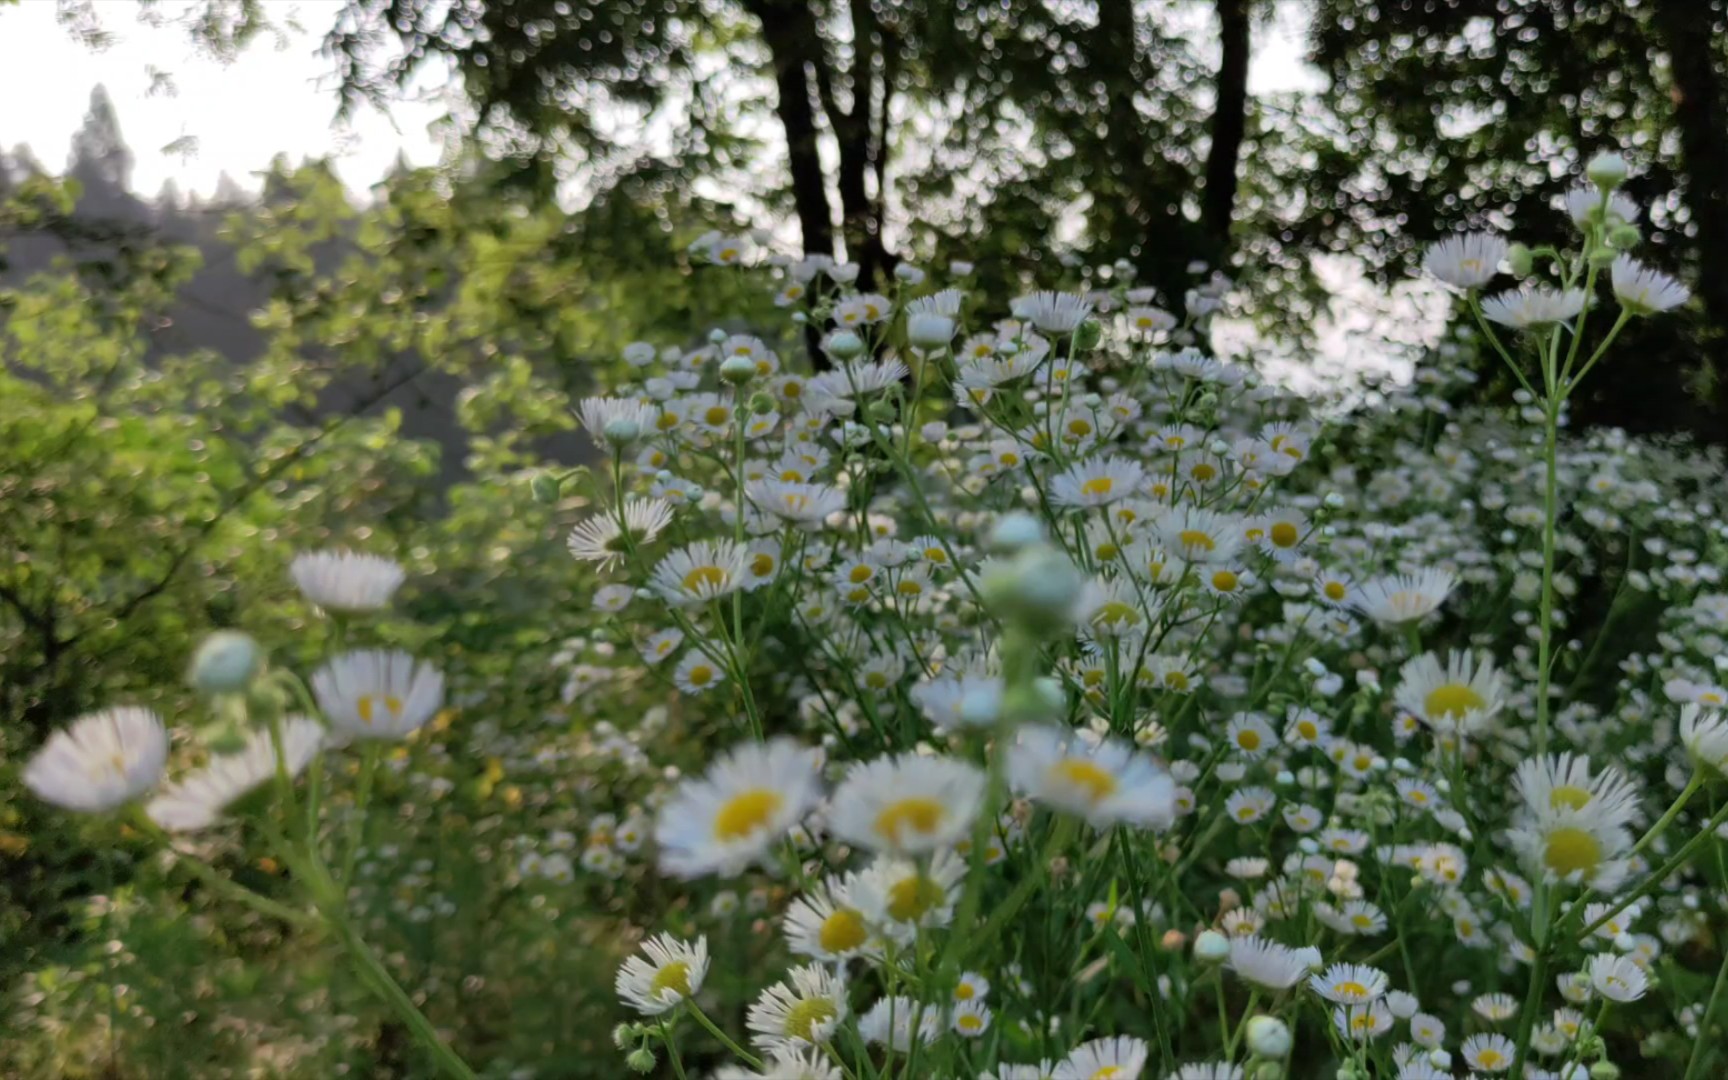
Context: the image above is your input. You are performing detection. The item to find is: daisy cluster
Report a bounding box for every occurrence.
[21,150,1728,1080]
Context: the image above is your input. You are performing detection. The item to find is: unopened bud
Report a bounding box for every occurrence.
[625,1047,657,1073]
[1194,929,1230,963]
[1246,1015,1292,1058]
[530,471,562,504]
[707,327,727,345]
[1608,223,1641,250]
[1506,243,1534,277]
[719,355,756,384]
[748,392,776,415]
[1587,151,1629,190]
[1590,1063,1620,1080]
[988,511,1045,552]
[908,312,956,349]
[1073,318,1103,352]
[189,631,262,693]
[824,330,866,359]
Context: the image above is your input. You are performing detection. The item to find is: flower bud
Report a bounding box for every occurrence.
[1073,317,1103,352]
[1587,151,1629,190]
[707,327,727,345]
[824,330,866,360]
[189,630,262,693]
[981,546,1083,629]
[1608,223,1641,250]
[1193,929,1230,964]
[748,392,776,415]
[988,511,1045,552]
[1590,1063,1620,1080]
[895,263,926,284]
[530,471,562,504]
[1252,1064,1284,1080]
[1506,243,1534,277]
[1246,1015,1292,1058]
[908,312,957,349]
[866,400,898,426]
[603,418,642,444]
[611,1024,635,1050]
[719,355,756,384]
[625,1047,657,1073]
[1588,245,1617,269]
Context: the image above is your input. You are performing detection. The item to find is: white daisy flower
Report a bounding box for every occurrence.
[1679,704,1728,772]
[1480,286,1587,329]
[1507,804,1633,891]
[1054,1035,1148,1080]
[1588,953,1648,1002]
[827,753,985,855]
[1050,455,1145,510]
[849,851,965,941]
[951,998,992,1037]
[1460,1032,1515,1073]
[1309,962,1388,1004]
[1012,290,1094,333]
[649,540,750,606]
[654,738,823,878]
[1421,232,1508,289]
[1007,725,1176,829]
[1153,507,1244,564]
[1611,254,1690,315]
[312,649,445,743]
[289,550,406,612]
[1228,935,1308,990]
[1513,753,1640,833]
[783,875,874,961]
[1393,650,1505,738]
[639,627,684,666]
[745,963,849,1052]
[1349,568,1456,625]
[615,933,708,1015]
[576,395,658,445]
[673,650,726,695]
[24,707,169,813]
[567,498,674,567]
[747,479,846,526]
[146,717,323,831]
[858,995,940,1052]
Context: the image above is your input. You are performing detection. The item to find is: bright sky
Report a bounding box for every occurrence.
[0,1,450,198]
[0,0,1324,200]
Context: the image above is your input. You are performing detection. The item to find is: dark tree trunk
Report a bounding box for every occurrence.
[744,0,837,261]
[1203,0,1252,252]
[1653,1,1728,440]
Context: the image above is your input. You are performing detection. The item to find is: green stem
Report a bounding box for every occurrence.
[1684,939,1728,1080]
[687,1001,764,1069]
[1534,394,1559,757]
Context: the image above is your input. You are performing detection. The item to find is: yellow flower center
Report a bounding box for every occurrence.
[1050,758,1118,803]
[886,874,945,921]
[657,411,680,431]
[1090,1067,1127,1080]
[1190,462,1217,482]
[1067,418,1093,437]
[751,554,776,576]
[849,565,875,584]
[1323,581,1347,601]
[1212,570,1239,592]
[686,665,715,686]
[818,909,867,954]
[1081,476,1115,498]
[1178,529,1215,552]
[1334,980,1369,999]
[650,961,692,999]
[1095,600,1139,627]
[1236,729,1261,751]
[1549,784,1593,811]
[957,1012,985,1031]
[1270,522,1299,548]
[1424,683,1483,720]
[896,579,924,596]
[955,983,976,1001]
[875,797,946,845]
[783,998,838,1042]
[1477,1050,1505,1068]
[713,789,783,841]
[1296,720,1319,741]
[357,694,404,726]
[1543,826,1603,877]
[683,565,728,592]
[1095,542,1119,561]
[704,405,731,426]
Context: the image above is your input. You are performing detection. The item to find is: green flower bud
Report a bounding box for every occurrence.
[748,392,776,415]
[1073,317,1103,352]
[1609,223,1641,250]
[1252,1064,1285,1080]
[625,1047,657,1073]
[1246,1015,1292,1058]
[1194,929,1230,964]
[866,400,898,426]
[1506,243,1534,277]
[1590,1063,1620,1080]
[188,631,262,693]
[1587,151,1629,190]
[530,471,562,504]
[1588,245,1617,269]
[719,355,756,384]
[611,1024,635,1050]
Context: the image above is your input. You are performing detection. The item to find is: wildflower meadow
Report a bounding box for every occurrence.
[16,133,1728,1080]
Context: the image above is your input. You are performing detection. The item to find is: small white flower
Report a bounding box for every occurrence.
[1422,232,1507,289]
[312,649,445,743]
[289,550,405,612]
[147,717,324,831]
[1480,287,1587,329]
[24,707,169,813]
[1611,254,1690,315]
[615,933,708,1015]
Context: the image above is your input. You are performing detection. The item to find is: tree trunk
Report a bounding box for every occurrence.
[1203,0,1252,253]
[744,0,837,261]
[1653,1,1728,440]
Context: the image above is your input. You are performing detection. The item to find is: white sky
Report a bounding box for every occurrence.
[0,0,450,198]
[0,0,1323,199]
